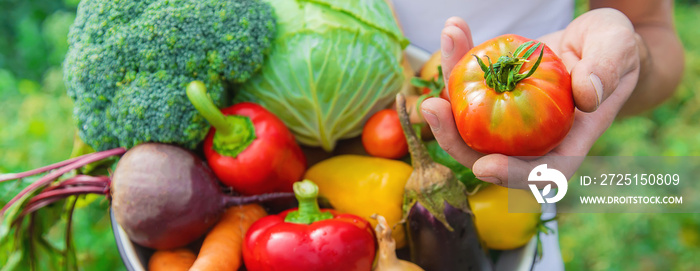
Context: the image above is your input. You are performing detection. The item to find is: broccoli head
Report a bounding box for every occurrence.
[63,0,276,151]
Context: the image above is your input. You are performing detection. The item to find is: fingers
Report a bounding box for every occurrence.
[440,17,473,84]
[445,17,471,44]
[562,8,640,112]
[421,97,482,168]
[471,154,510,186]
[472,154,584,190]
[421,95,581,190]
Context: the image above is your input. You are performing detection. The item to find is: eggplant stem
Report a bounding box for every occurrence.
[0,148,125,215]
[395,94,432,170]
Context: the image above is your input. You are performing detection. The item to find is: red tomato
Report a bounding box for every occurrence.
[419,51,449,100]
[420,74,449,100]
[362,109,408,159]
[448,34,574,156]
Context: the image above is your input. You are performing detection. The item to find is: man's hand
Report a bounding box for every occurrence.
[421,10,642,189]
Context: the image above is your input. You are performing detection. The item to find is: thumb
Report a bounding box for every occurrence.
[564,9,640,112]
[569,51,637,112]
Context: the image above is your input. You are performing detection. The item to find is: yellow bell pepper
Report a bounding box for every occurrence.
[304,155,412,248]
[467,184,542,250]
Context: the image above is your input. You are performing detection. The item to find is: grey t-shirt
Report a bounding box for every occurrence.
[391,0,573,52]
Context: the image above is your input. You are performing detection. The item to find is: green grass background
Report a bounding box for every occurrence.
[1,0,699,270]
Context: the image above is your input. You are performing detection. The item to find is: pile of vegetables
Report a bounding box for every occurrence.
[1,0,577,270]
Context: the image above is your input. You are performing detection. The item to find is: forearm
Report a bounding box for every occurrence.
[591,0,684,116]
[619,23,684,116]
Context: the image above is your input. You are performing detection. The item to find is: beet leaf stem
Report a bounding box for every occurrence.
[1,148,125,215]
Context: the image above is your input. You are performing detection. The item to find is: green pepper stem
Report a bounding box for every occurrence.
[186,81,233,136]
[186,81,256,158]
[285,180,334,224]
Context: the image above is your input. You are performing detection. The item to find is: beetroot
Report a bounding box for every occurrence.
[1,143,292,250]
[111,143,291,249]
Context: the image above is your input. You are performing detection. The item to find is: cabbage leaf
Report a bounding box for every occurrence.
[237,0,408,151]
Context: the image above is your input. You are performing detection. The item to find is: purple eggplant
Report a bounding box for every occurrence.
[396,94,493,271]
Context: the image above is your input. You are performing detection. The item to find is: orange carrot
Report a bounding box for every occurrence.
[148,248,196,271]
[189,204,268,271]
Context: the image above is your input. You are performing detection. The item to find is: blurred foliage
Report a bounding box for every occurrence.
[677,0,700,6]
[559,1,700,270]
[0,0,78,81]
[0,0,699,270]
[0,0,123,270]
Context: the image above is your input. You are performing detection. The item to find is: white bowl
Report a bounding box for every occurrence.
[110,45,538,271]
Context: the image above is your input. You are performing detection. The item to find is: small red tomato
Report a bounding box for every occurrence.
[418,51,449,100]
[449,34,575,156]
[362,109,408,159]
[419,74,449,100]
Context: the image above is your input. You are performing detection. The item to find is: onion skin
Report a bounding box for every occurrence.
[372,215,424,271]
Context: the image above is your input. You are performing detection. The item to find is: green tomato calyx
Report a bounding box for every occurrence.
[411,65,445,120]
[474,41,544,93]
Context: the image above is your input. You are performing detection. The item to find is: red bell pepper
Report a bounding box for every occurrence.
[243,180,376,271]
[186,81,307,195]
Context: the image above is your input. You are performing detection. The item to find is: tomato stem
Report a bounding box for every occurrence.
[473,41,544,93]
[411,65,445,120]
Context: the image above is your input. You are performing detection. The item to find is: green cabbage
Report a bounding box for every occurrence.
[237,0,409,151]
